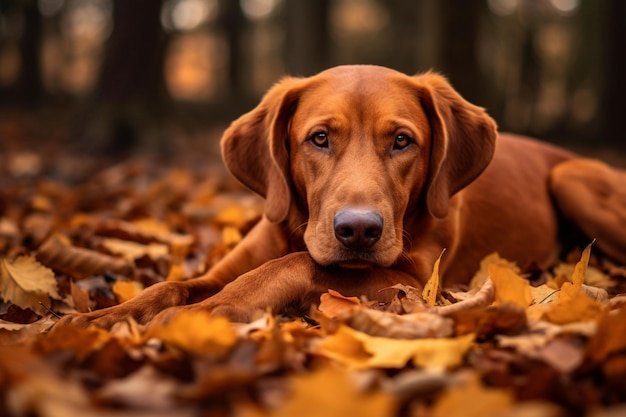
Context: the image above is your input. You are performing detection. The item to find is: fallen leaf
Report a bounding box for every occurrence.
[316,325,474,371]
[101,238,169,261]
[272,364,394,417]
[422,249,445,306]
[585,307,626,365]
[543,282,604,324]
[146,310,238,357]
[96,365,188,412]
[489,264,532,308]
[431,372,513,417]
[0,316,56,345]
[36,234,133,279]
[469,253,520,289]
[530,284,559,305]
[319,289,361,318]
[572,241,594,288]
[70,280,92,313]
[0,256,60,315]
[344,308,453,339]
[543,243,605,324]
[112,281,144,303]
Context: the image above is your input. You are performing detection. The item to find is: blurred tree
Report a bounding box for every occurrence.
[386,0,421,75]
[18,0,43,105]
[604,0,626,147]
[219,0,246,95]
[438,0,487,107]
[284,0,331,76]
[72,0,170,155]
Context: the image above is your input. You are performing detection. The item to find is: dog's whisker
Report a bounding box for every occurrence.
[288,221,310,244]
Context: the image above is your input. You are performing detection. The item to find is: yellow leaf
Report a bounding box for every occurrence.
[530,284,559,305]
[431,373,513,417]
[543,282,604,324]
[166,262,186,281]
[542,244,604,324]
[272,364,394,417]
[0,257,59,315]
[316,326,373,368]
[422,249,445,306]
[112,281,144,303]
[101,238,169,261]
[489,264,532,308]
[411,333,475,370]
[317,325,473,371]
[571,241,593,289]
[146,310,238,356]
[222,226,242,247]
[469,253,519,289]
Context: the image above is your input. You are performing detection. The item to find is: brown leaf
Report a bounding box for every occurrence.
[0,256,60,315]
[70,280,92,313]
[36,234,133,279]
[585,307,626,365]
[344,308,454,339]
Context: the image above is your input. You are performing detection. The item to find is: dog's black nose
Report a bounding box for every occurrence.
[334,209,383,249]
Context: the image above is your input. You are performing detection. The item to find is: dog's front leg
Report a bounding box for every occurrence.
[152,252,421,323]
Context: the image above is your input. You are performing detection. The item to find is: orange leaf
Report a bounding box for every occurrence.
[489,264,532,308]
[112,281,144,303]
[318,289,361,318]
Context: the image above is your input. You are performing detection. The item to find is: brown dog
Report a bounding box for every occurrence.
[60,65,626,327]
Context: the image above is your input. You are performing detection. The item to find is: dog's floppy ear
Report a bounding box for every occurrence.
[413,72,498,218]
[221,77,304,223]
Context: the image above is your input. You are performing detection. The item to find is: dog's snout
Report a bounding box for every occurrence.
[334,209,383,249]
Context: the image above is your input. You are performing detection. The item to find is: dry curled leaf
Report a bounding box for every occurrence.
[36,234,133,279]
[319,289,361,318]
[0,256,60,315]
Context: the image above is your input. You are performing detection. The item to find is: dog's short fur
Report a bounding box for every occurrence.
[60,65,626,327]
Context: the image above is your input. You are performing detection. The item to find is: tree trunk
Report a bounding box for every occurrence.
[284,0,330,76]
[72,0,170,155]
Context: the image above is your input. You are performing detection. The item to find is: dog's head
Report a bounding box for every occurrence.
[221,65,497,268]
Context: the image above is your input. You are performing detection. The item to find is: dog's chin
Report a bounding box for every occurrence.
[337,261,375,269]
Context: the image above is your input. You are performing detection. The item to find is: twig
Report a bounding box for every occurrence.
[39,302,62,318]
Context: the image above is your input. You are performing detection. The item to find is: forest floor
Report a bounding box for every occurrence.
[1,110,626,417]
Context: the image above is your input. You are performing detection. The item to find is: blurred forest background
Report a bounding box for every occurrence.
[0,0,624,162]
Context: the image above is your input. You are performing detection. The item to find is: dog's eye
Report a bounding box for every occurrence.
[393,134,411,150]
[310,132,329,148]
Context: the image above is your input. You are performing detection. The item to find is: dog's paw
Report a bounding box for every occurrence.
[55,309,124,330]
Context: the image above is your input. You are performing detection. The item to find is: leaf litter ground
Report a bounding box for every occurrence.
[1,143,626,417]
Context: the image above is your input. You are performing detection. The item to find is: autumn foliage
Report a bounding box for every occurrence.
[1,150,626,417]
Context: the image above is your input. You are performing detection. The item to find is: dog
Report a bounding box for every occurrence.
[59,65,626,328]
